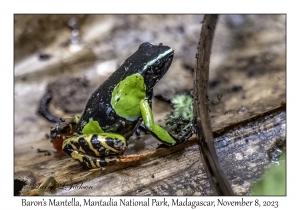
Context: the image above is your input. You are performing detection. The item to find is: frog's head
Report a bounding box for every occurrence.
[139,42,174,88]
[125,42,174,89]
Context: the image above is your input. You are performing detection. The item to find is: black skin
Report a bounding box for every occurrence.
[76,42,174,139]
[135,123,149,137]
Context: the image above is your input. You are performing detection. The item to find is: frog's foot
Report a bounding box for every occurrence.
[173,123,195,145]
[119,151,155,162]
[135,123,149,137]
[156,143,171,149]
[140,98,194,146]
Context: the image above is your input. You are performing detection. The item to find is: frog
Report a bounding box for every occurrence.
[44,42,191,169]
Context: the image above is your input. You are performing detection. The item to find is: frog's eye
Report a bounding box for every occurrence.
[151,59,164,71]
[139,42,153,49]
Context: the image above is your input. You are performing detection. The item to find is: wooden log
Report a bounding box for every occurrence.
[15,106,285,196]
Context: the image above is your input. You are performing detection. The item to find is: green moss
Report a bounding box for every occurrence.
[164,94,194,138]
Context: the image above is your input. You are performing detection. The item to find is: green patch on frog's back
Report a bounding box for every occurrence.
[111,73,146,121]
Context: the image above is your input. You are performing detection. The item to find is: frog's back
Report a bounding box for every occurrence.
[76,66,140,136]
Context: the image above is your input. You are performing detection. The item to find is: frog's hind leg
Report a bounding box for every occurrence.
[63,145,155,169]
[62,133,127,169]
[66,149,120,169]
[63,133,156,169]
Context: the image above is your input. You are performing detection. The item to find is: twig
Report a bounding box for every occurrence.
[194,14,234,195]
[37,90,64,123]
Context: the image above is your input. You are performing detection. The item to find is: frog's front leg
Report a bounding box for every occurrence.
[62,133,127,169]
[140,99,185,146]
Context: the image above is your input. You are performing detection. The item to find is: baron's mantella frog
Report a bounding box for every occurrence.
[50,42,189,168]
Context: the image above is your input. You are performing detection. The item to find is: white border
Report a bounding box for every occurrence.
[5,1,295,209]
